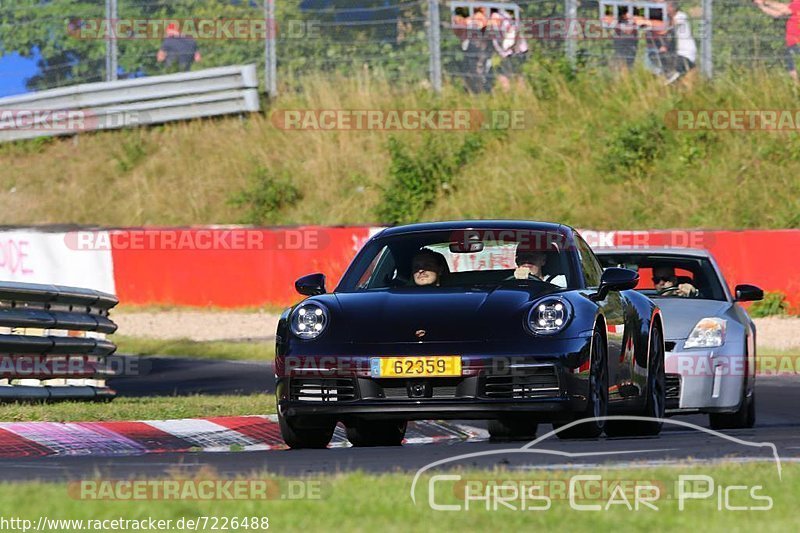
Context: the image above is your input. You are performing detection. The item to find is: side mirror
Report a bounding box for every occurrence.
[590,267,639,302]
[735,284,763,302]
[295,273,326,296]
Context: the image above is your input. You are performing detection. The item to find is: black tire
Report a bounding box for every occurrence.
[709,387,756,430]
[278,412,336,449]
[606,324,666,437]
[345,419,407,447]
[488,417,539,442]
[553,324,608,440]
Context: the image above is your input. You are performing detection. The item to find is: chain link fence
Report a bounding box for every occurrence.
[0,0,796,97]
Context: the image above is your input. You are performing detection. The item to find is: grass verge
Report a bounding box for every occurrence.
[0,395,275,422]
[0,463,792,532]
[114,335,275,361]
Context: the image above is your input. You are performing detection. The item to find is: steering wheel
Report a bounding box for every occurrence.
[657,285,682,296]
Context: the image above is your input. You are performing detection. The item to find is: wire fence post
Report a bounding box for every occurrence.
[565,0,578,69]
[105,0,118,81]
[427,0,443,93]
[265,0,278,96]
[701,0,713,79]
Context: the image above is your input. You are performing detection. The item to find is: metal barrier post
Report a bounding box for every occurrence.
[701,0,713,79]
[105,0,119,81]
[428,0,443,93]
[565,0,578,68]
[265,0,278,96]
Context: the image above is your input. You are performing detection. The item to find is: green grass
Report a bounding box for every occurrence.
[0,463,793,532]
[2,70,800,228]
[0,395,275,422]
[114,335,275,361]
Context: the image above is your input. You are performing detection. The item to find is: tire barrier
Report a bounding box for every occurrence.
[0,281,118,401]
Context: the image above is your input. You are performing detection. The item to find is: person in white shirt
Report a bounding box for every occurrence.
[664,1,698,83]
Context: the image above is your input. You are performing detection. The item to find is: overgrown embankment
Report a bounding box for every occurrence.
[2,68,799,229]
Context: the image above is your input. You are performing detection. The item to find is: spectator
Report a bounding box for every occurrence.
[489,8,528,91]
[612,10,639,71]
[157,23,201,72]
[663,1,697,84]
[753,0,800,82]
[455,7,492,93]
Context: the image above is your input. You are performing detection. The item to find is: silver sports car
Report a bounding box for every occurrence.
[595,247,763,429]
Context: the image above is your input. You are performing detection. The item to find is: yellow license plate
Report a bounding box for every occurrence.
[370,356,462,378]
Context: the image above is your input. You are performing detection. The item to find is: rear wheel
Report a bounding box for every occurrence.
[488,417,539,441]
[606,324,666,437]
[345,419,407,447]
[710,387,756,430]
[278,412,336,449]
[554,325,607,440]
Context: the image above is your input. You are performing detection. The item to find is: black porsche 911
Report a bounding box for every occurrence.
[275,221,666,448]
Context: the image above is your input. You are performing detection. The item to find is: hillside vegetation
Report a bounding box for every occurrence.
[2,65,800,229]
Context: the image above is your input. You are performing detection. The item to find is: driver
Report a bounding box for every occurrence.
[411,249,448,287]
[652,266,699,297]
[512,248,567,287]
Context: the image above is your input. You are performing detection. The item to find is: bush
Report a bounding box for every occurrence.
[229,166,302,225]
[749,291,789,318]
[602,113,668,179]
[375,132,484,225]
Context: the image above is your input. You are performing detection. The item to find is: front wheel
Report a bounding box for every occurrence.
[278,412,336,449]
[709,387,756,430]
[606,324,666,437]
[345,419,407,447]
[554,325,607,440]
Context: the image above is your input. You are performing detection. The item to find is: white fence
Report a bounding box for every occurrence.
[0,64,260,142]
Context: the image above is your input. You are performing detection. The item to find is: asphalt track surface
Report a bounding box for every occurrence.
[0,357,795,481]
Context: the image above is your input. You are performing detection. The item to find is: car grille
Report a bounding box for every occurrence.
[378,380,461,399]
[482,366,560,399]
[289,378,357,402]
[665,373,681,409]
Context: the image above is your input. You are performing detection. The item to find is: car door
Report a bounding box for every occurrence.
[574,233,628,402]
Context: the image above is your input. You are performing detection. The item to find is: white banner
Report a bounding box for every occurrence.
[0,230,115,293]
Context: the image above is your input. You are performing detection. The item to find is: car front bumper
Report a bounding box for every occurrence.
[276,346,593,423]
[665,344,749,413]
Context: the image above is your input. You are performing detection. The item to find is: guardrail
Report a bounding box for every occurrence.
[0,64,260,142]
[0,281,119,400]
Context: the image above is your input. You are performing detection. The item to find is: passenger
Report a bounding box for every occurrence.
[652,266,699,297]
[411,249,449,287]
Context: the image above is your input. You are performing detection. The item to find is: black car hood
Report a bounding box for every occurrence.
[331,287,554,343]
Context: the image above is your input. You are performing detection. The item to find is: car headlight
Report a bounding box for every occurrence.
[683,317,726,349]
[290,302,329,339]
[527,298,571,335]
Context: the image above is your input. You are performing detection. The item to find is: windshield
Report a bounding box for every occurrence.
[337,229,580,292]
[596,253,728,301]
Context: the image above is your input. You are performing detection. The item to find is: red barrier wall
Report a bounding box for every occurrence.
[111,227,372,307]
[110,227,800,309]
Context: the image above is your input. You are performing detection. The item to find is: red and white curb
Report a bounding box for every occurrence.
[0,416,488,458]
